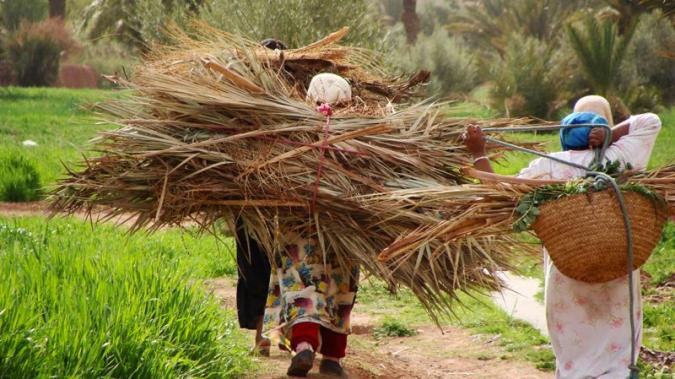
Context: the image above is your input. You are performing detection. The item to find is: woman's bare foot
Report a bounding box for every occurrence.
[253,337,271,357]
[252,315,271,356]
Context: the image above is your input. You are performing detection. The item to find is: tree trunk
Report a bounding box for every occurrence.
[401,0,419,45]
[49,0,66,20]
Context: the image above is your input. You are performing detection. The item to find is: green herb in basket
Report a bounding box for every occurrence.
[512,160,656,233]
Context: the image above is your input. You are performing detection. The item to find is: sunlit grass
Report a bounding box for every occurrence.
[0,216,249,379]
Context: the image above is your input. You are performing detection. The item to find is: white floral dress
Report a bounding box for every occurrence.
[517,113,661,379]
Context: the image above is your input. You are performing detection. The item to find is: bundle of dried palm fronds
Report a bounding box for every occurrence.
[49,23,561,322]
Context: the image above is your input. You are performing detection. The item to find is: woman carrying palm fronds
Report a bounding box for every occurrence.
[463,95,662,379]
[262,75,357,379]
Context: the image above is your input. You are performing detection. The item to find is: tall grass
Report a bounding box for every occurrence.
[643,222,675,353]
[0,216,249,379]
[0,149,42,201]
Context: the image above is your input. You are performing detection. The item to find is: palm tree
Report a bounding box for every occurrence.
[447,0,584,56]
[515,0,582,41]
[401,0,420,44]
[48,0,65,19]
[446,0,510,55]
[638,0,675,16]
[603,0,648,34]
[566,16,634,116]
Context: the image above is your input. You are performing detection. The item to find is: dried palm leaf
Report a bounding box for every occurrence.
[48,24,583,323]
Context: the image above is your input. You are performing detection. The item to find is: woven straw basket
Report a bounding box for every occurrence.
[531,191,669,283]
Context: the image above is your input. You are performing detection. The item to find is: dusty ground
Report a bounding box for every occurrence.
[0,201,196,229]
[205,277,552,379]
[0,201,50,217]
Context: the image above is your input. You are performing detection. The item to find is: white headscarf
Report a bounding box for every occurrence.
[573,95,614,127]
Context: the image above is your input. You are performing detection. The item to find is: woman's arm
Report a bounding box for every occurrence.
[588,119,630,148]
[601,113,662,169]
[462,125,495,174]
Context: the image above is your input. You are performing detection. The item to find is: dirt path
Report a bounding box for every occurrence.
[205,278,552,379]
[0,201,131,225]
[0,201,195,229]
[0,201,50,217]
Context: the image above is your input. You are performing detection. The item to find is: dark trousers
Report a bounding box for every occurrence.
[235,218,271,330]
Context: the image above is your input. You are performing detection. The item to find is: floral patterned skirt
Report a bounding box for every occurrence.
[262,235,359,344]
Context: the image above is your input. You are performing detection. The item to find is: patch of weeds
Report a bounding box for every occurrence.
[357,279,433,324]
[643,302,675,351]
[530,347,556,370]
[372,317,418,338]
[477,353,494,361]
[638,361,672,378]
[451,295,555,371]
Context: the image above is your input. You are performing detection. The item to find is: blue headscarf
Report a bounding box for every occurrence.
[559,112,609,151]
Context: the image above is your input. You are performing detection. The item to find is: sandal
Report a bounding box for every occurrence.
[286,349,315,377]
[319,359,349,378]
[251,339,271,357]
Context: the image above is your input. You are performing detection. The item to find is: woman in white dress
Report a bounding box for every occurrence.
[462,95,662,379]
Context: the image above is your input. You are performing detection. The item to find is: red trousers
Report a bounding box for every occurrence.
[291,322,347,358]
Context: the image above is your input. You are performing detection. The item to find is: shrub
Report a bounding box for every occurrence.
[71,40,138,88]
[485,34,569,119]
[0,0,47,31]
[622,12,675,106]
[416,1,457,36]
[379,0,404,26]
[80,0,202,52]
[0,63,17,86]
[4,19,79,87]
[619,84,662,115]
[0,151,43,202]
[389,27,479,97]
[204,0,381,48]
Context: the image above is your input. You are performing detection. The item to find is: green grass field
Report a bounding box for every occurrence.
[0,216,251,379]
[1,87,674,376]
[0,87,114,189]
